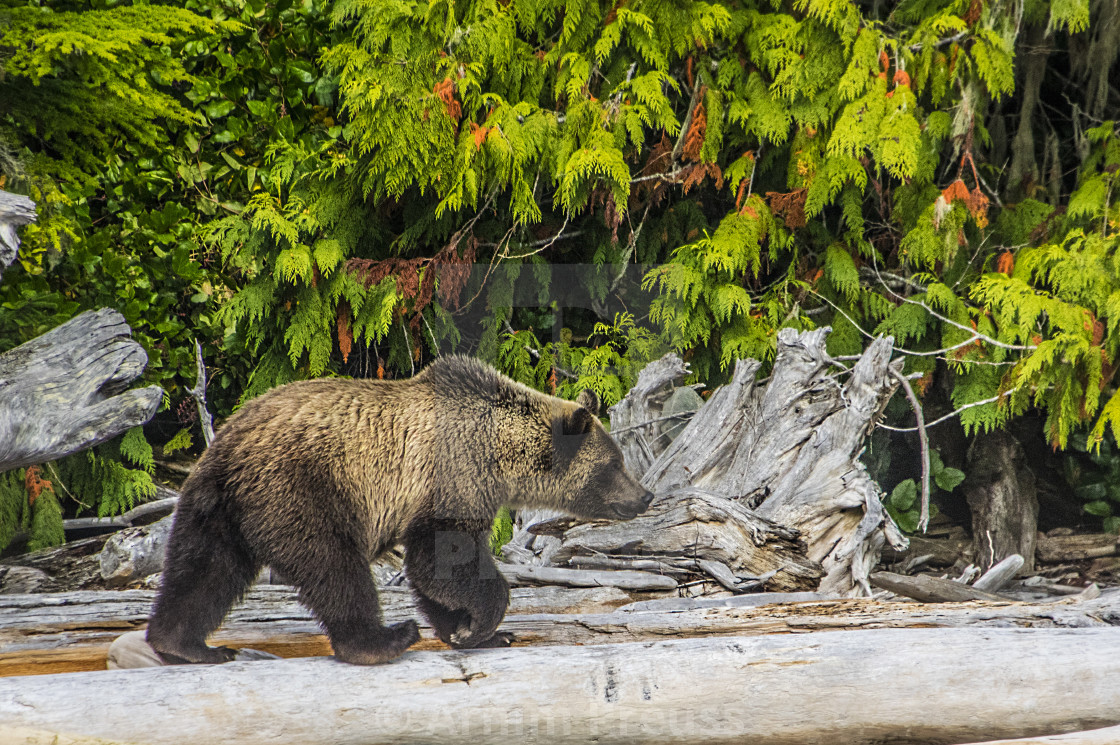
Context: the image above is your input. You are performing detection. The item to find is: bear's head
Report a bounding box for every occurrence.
[543,389,655,520]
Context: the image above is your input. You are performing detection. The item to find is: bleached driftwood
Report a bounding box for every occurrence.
[0,585,633,676]
[0,188,36,277]
[550,488,822,592]
[608,352,694,475]
[0,308,163,472]
[6,586,1119,677]
[97,516,173,588]
[870,571,1011,603]
[973,553,1026,592]
[514,328,907,596]
[741,331,906,595]
[4,628,1120,745]
[497,564,677,591]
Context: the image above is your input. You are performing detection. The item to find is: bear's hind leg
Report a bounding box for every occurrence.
[273,547,419,665]
[147,501,260,664]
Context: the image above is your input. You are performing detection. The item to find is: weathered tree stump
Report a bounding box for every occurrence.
[964,429,1039,572]
[512,328,908,597]
[0,308,163,472]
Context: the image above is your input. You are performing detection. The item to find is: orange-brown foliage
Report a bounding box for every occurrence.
[681,162,723,195]
[433,78,461,123]
[766,188,808,229]
[996,251,1015,275]
[337,303,353,364]
[681,89,708,162]
[25,466,52,507]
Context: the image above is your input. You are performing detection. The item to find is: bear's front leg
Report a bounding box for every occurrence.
[404,518,511,649]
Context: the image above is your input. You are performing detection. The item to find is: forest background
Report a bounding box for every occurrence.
[0,0,1118,553]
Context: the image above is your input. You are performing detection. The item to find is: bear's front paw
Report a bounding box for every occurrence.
[449,626,513,649]
[333,620,421,665]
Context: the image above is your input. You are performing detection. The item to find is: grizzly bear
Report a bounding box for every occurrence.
[146,355,653,665]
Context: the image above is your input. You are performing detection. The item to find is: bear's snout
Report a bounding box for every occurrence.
[608,486,655,519]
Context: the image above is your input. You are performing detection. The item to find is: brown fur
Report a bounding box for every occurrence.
[146,356,652,664]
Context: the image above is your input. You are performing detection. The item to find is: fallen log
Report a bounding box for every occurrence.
[0,308,163,473]
[0,536,113,593]
[5,586,1120,677]
[870,571,1012,603]
[0,585,634,676]
[1037,532,1119,562]
[3,628,1120,745]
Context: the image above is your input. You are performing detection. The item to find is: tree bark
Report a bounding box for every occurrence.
[3,628,1120,744]
[964,429,1039,572]
[0,308,163,472]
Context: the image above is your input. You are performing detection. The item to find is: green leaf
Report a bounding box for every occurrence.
[934,467,966,493]
[890,479,918,511]
[890,506,920,533]
[1084,500,1113,517]
[205,100,236,119]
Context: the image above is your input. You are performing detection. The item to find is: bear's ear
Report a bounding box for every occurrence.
[575,389,600,417]
[562,406,597,436]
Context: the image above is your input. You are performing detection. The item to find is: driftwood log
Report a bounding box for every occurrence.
[0,308,163,472]
[3,628,1120,745]
[0,585,636,676]
[508,328,908,596]
[0,188,36,277]
[5,587,1118,677]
